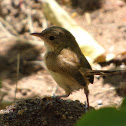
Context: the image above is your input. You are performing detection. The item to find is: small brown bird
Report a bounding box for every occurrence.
[31,26,94,108]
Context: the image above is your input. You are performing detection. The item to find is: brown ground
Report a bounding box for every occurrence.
[0,0,126,125]
[0,97,94,126]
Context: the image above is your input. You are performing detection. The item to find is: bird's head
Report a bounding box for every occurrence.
[31,26,76,52]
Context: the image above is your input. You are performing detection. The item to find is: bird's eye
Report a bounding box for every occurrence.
[49,36,55,40]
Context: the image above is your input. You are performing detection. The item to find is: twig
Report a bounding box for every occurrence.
[0,22,13,37]
[27,8,41,43]
[27,9,34,33]
[0,17,19,36]
[42,14,48,29]
[14,53,20,103]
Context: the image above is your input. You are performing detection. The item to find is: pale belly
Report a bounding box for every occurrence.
[48,70,83,93]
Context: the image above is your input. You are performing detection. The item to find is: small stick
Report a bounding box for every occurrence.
[0,17,19,36]
[27,9,34,33]
[14,53,20,103]
[0,22,13,37]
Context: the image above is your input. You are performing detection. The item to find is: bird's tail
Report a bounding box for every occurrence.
[87,69,126,76]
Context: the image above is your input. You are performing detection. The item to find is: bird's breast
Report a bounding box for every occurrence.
[44,52,58,70]
[48,69,83,92]
[44,52,83,92]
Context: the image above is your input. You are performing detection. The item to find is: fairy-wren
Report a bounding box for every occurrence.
[31,26,94,108]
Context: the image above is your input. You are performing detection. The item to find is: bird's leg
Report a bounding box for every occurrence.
[84,86,89,110]
[85,91,89,108]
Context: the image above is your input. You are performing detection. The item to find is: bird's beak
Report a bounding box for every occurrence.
[30,32,42,37]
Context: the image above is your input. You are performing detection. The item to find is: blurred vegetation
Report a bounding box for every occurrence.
[76,97,126,126]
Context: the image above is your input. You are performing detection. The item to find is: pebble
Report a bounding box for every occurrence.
[97,100,103,105]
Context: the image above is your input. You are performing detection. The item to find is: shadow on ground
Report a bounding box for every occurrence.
[0,39,44,84]
[99,59,126,96]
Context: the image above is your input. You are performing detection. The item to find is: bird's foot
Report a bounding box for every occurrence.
[52,94,61,99]
[52,93,70,98]
[52,93,56,98]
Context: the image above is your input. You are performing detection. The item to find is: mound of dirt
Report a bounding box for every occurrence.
[0,97,94,126]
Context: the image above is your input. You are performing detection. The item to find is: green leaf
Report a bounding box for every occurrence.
[120,96,126,112]
[76,107,126,126]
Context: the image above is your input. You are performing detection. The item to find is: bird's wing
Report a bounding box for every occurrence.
[79,56,94,84]
[55,48,89,87]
